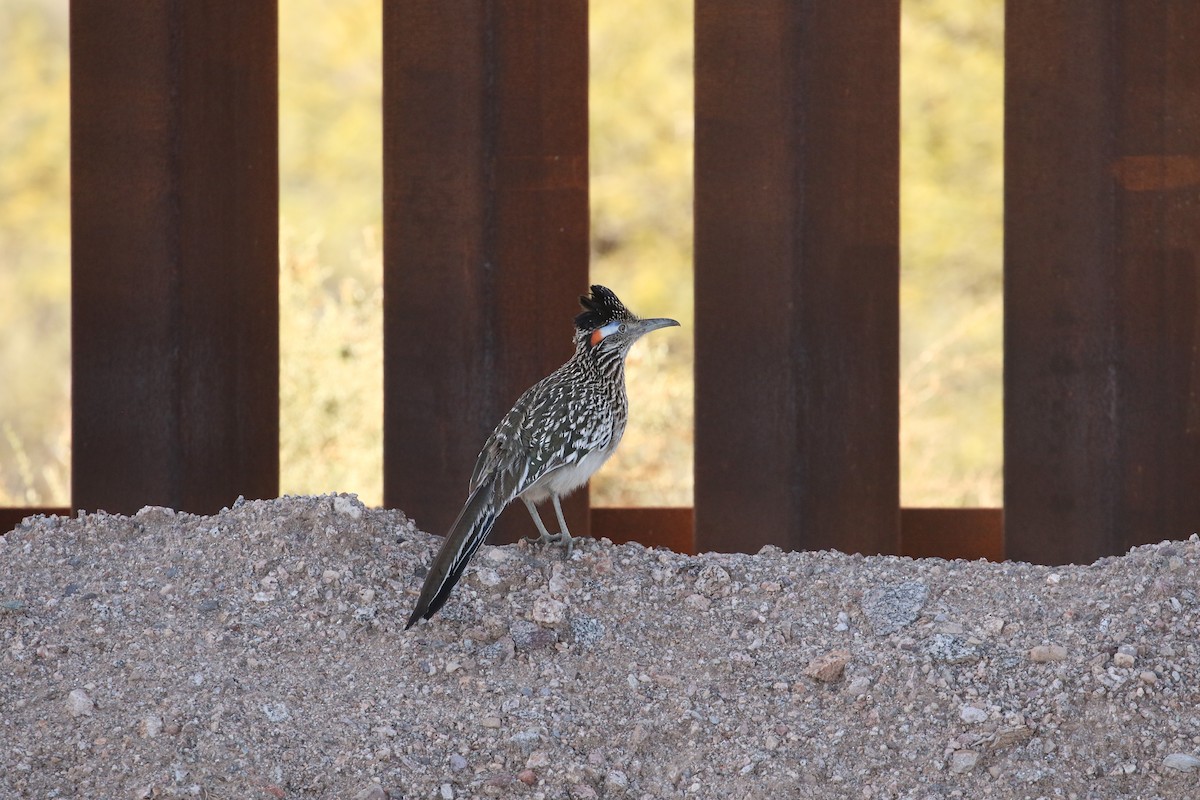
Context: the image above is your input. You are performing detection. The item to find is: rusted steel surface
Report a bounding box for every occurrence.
[694,2,901,555]
[900,508,1003,563]
[1005,2,1200,564]
[591,507,695,555]
[383,3,589,543]
[70,3,278,516]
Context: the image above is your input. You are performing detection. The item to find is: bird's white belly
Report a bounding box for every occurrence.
[521,445,614,504]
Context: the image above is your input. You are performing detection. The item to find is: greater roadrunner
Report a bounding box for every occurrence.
[406,285,679,628]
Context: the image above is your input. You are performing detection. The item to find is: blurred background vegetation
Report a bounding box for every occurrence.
[0,0,1001,511]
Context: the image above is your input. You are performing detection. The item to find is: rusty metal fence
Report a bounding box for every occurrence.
[3,2,1198,565]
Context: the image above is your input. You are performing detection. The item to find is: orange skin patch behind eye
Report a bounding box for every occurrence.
[590,321,621,347]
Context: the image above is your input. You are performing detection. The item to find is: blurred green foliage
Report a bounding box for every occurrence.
[901,0,1004,506]
[0,0,70,505]
[0,0,1003,511]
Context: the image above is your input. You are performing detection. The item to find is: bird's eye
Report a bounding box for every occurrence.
[618,324,627,333]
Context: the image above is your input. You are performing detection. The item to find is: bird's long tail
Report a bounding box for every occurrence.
[406,474,502,629]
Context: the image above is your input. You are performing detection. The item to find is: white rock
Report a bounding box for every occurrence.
[332,495,363,519]
[1029,644,1067,662]
[66,689,94,717]
[439,783,454,800]
[1113,644,1137,669]
[140,714,164,738]
[1162,753,1200,772]
[531,594,566,625]
[949,749,979,774]
[959,705,988,724]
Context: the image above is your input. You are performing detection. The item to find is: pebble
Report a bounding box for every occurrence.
[140,714,164,738]
[568,615,606,648]
[332,495,363,519]
[1029,644,1067,662]
[949,749,979,774]
[353,786,389,800]
[925,634,979,664]
[1113,644,1137,668]
[959,705,988,724]
[1162,753,1200,772]
[531,594,566,625]
[449,754,468,772]
[261,703,290,723]
[861,582,928,635]
[439,783,454,800]
[605,770,629,791]
[66,689,94,717]
[480,717,502,729]
[517,769,537,786]
[803,650,850,683]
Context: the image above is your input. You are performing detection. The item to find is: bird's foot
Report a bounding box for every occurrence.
[526,530,575,557]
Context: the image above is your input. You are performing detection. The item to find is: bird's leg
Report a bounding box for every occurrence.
[550,493,575,556]
[521,497,560,546]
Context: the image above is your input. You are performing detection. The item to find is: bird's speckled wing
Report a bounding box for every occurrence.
[468,367,615,502]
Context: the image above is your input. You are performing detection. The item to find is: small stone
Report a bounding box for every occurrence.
[526,750,551,769]
[803,650,851,683]
[926,634,979,664]
[1162,753,1200,772]
[568,615,605,648]
[140,714,164,738]
[981,616,1005,635]
[510,620,557,651]
[1,599,27,612]
[605,770,629,791]
[480,716,502,728]
[1113,644,1137,668]
[694,565,731,597]
[332,495,363,519]
[1139,670,1157,684]
[517,769,537,786]
[440,783,454,800]
[449,754,468,772]
[198,599,219,613]
[1029,644,1067,662]
[67,689,94,717]
[959,705,987,724]
[950,750,980,774]
[475,569,501,587]
[354,785,389,800]
[531,594,566,625]
[861,582,928,635]
[261,702,290,723]
[684,593,712,611]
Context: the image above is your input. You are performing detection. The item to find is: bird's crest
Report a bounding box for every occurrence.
[575,285,636,332]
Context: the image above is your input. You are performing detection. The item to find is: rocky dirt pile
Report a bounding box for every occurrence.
[2,495,1199,799]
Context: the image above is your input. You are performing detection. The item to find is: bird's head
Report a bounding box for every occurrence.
[573,284,680,358]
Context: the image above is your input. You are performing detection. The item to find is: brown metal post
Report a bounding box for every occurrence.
[1005,2,1200,564]
[694,2,901,555]
[70,3,279,515]
[382,3,589,541]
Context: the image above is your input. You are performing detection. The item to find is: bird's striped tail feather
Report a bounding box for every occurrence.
[405,474,502,629]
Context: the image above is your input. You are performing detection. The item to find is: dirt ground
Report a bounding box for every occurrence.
[2,495,1199,799]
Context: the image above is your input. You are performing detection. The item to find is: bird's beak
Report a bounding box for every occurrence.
[635,317,681,337]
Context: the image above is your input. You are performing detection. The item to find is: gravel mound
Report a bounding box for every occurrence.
[3,495,1200,799]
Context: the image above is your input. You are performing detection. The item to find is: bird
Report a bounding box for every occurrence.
[405,285,679,628]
